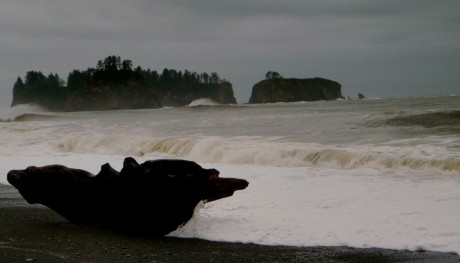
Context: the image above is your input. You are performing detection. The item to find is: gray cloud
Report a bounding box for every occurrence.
[1,0,459,106]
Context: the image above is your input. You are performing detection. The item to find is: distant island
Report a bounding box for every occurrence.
[249,72,344,104]
[11,59,347,110]
[11,56,237,111]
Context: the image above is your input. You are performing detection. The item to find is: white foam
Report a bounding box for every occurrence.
[172,164,460,254]
[2,151,459,254]
[188,98,219,106]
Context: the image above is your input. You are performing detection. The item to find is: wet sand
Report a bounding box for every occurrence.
[0,184,458,262]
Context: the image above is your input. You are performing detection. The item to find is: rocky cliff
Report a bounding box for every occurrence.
[207,82,237,104]
[248,78,344,104]
[66,78,162,111]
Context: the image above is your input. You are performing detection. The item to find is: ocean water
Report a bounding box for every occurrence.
[0,96,459,253]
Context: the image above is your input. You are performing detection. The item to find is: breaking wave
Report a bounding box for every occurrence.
[188,98,219,107]
[386,111,460,127]
[52,135,460,174]
[12,113,63,122]
[368,110,460,134]
[0,104,51,122]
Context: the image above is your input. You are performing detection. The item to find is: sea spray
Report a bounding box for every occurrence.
[0,104,48,122]
[188,98,219,107]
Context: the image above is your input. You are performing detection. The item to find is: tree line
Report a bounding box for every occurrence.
[12,55,229,109]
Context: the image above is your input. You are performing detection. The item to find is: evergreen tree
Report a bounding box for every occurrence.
[272,72,282,79]
[201,72,209,84]
[160,68,173,84]
[25,71,46,86]
[13,77,25,96]
[265,71,283,79]
[103,55,122,71]
[67,70,91,92]
[122,59,133,71]
[209,72,220,84]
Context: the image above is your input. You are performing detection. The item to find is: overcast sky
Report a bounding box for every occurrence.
[1,0,459,106]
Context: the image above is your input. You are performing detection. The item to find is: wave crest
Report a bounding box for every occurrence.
[52,136,460,173]
[188,98,219,107]
[0,104,49,122]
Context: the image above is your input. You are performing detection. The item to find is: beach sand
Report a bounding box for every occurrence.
[0,184,458,263]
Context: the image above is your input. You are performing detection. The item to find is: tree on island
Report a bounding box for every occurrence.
[265,71,283,79]
[95,55,133,72]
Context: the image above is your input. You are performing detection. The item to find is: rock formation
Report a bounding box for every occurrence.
[157,82,237,107]
[358,93,366,99]
[248,77,344,104]
[7,157,249,235]
[66,78,162,111]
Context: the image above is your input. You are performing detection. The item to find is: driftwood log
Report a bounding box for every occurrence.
[7,157,249,235]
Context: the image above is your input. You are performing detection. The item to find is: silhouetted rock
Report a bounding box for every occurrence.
[358,93,366,99]
[7,157,248,235]
[248,77,344,104]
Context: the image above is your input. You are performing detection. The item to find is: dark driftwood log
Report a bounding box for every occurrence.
[7,157,249,235]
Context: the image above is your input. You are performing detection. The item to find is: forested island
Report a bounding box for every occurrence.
[11,56,237,111]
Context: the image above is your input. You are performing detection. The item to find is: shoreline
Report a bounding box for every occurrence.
[1,184,458,262]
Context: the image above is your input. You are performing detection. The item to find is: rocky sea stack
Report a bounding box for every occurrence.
[249,77,344,104]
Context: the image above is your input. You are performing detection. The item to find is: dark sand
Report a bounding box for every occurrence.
[0,184,458,263]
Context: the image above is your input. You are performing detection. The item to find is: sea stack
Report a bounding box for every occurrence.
[249,77,344,104]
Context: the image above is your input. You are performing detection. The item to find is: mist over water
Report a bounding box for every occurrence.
[1,96,459,253]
